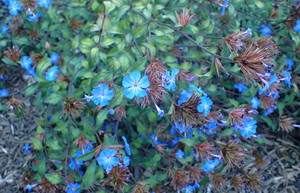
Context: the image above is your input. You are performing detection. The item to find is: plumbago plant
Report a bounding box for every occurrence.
[0,0,300,192]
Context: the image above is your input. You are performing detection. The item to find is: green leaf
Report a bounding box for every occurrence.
[132,25,147,38]
[221,128,234,136]
[143,43,156,59]
[129,57,147,71]
[103,1,116,14]
[96,110,108,128]
[116,5,130,19]
[2,57,17,66]
[45,174,63,184]
[72,35,80,49]
[77,149,96,161]
[44,93,63,104]
[37,156,46,175]
[31,137,43,150]
[136,120,147,137]
[102,38,115,47]
[180,138,196,147]
[24,83,39,97]
[81,38,95,47]
[82,161,97,188]
[108,91,123,108]
[37,57,51,74]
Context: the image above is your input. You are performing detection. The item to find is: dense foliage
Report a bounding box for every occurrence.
[0,0,300,192]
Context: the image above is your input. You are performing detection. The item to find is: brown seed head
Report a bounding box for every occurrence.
[21,0,37,9]
[254,154,268,169]
[73,135,92,153]
[234,36,279,84]
[141,74,166,107]
[189,167,203,183]
[176,9,195,28]
[223,28,252,54]
[172,94,203,127]
[210,173,226,190]
[132,182,150,193]
[4,46,22,63]
[260,96,276,110]
[28,29,41,41]
[36,177,59,193]
[145,58,167,79]
[69,19,81,30]
[230,174,244,191]
[220,141,246,168]
[62,97,85,119]
[279,116,296,132]
[114,106,126,121]
[102,167,129,191]
[244,173,263,192]
[194,142,216,161]
[178,69,199,82]
[19,171,34,188]
[9,16,24,34]
[170,169,190,190]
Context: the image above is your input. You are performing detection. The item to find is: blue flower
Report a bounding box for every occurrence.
[26,67,37,77]
[0,75,8,80]
[260,25,272,36]
[178,90,193,104]
[66,182,81,193]
[0,89,9,97]
[23,143,31,153]
[28,12,43,22]
[50,52,59,64]
[181,183,200,193]
[250,97,260,109]
[96,149,119,173]
[122,71,150,99]
[264,107,276,116]
[240,119,257,138]
[189,84,207,96]
[220,0,228,16]
[181,185,194,193]
[8,0,22,16]
[258,74,278,95]
[164,68,179,91]
[176,150,185,159]
[202,158,220,172]
[154,104,164,117]
[91,84,114,107]
[108,109,115,115]
[174,121,193,133]
[123,156,130,167]
[45,66,59,81]
[2,0,9,5]
[122,136,131,155]
[37,0,51,9]
[200,118,217,135]
[294,20,300,33]
[1,25,8,34]
[197,96,213,117]
[286,59,294,70]
[20,56,33,70]
[84,95,93,103]
[75,146,93,158]
[25,184,33,191]
[168,136,181,148]
[234,83,248,93]
[68,158,83,170]
[282,70,292,88]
